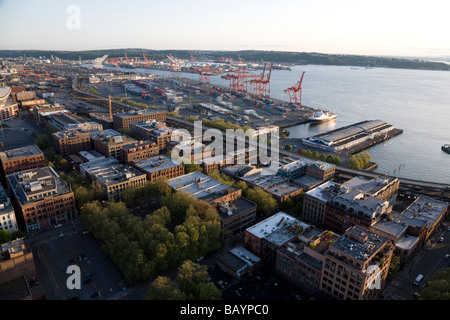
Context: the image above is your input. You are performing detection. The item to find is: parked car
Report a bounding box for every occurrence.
[54,224,62,228]
[439,237,444,243]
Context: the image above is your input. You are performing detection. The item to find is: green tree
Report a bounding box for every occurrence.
[0,229,13,244]
[312,151,320,159]
[388,255,400,279]
[35,134,51,150]
[146,276,186,300]
[246,187,278,217]
[184,163,203,174]
[284,144,293,152]
[176,260,218,300]
[422,267,450,300]
[59,158,69,171]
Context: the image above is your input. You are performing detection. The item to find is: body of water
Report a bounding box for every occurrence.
[89,64,450,184]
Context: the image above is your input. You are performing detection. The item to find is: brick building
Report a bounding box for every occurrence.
[52,130,92,157]
[6,167,77,232]
[132,155,185,182]
[120,140,160,163]
[113,109,166,129]
[0,145,46,178]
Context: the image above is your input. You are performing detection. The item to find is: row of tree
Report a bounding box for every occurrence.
[348,151,372,170]
[80,188,222,283]
[299,149,341,165]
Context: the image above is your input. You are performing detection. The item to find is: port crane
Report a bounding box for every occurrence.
[167,54,181,72]
[284,71,305,106]
[142,53,154,69]
[198,64,211,84]
[249,62,273,98]
[73,94,113,120]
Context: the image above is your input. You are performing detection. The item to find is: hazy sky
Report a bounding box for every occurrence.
[1,0,450,57]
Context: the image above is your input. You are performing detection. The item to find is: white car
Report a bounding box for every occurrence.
[445,254,449,259]
[54,224,62,228]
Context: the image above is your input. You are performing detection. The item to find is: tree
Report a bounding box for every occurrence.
[284,144,293,152]
[35,134,51,150]
[184,163,203,174]
[388,255,400,279]
[176,260,220,300]
[245,187,278,217]
[59,158,69,171]
[146,276,186,300]
[421,267,450,300]
[162,191,197,222]
[0,229,12,244]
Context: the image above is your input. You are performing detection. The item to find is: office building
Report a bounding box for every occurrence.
[132,155,184,182]
[0,145,45,177]
[113,109,166,129]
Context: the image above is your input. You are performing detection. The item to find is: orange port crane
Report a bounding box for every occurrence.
[142,53,154,69]
[221,66,259,93]
[284,71,305,105]
[73,95,113,120]
[249,62,273,98]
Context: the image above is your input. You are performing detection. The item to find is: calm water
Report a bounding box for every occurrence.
[90,64,450,184]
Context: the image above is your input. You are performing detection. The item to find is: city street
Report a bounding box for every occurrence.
[382,222,450,300]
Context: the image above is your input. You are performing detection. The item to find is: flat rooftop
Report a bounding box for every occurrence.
[330,225,390,263]
[7,167,72,205]
[342,176,397,196]
[242,174,288,189]
[0,145,43,161]
[129,119,167,131]
[217,196,256,221]
[266,182,301,197]
[402,195,448,227]
[167,171,229,198]
[87,163,146,186]
[0,184,13,216]
[246,212,310,246]
[371,219,408,238]
[114,109,157,118]
[90,129,136,145]
[395,234,420,251]
[132,155,181,174]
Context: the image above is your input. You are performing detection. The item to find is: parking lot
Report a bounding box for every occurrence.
[27,218,131,300]
[0,113,46,150]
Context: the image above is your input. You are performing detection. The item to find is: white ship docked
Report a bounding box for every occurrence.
[308,110,337,123]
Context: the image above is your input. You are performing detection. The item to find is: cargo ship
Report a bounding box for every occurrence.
[308,110,337,123]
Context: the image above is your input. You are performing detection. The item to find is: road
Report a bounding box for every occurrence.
[382,222,450,300]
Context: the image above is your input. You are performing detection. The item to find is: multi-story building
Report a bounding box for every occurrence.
[113,109,166,130]
[341,176,399,210]
[276,228,339,294]
[305,161,336,181]
[6,167,77,232]
[52,130,92,157]
[120,140,159,163]
[0,145,46,177]
[320,226,393,300]
[90,129,137,162]
[30,104,67,125]
[0,87,19,120]
[132,155,185,182]
[129,120,172,150]
[88,112,114,129]
[245,212,311,270]
[302,181,341,227]
[82,160,147,201]
[48,112,103,132]
[0,183,18,233]
[324,188,388,234]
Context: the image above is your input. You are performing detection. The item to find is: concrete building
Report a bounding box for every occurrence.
[0,184,18,233]
[129,120,172,151]
[216,245,261,278]
[0,145,46,177]
[302,181,340,227]
[52,130,92,157]
[0,238,41,300]
[113,109,166,130]
[276,228,339,294]
[30,104,67,125]
[245,212,311,270]
[6,167,76,232]
[90,129,137,162]
[48,112,102,132]
[120,140,159,163]
[320,226,393,300]
[82,161,147,201]
[132,155,184,182]
[324,188,388,234]
[217,197,257,238]
[0,87,19,120]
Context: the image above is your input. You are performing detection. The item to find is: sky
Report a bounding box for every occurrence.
[1,0,450,57]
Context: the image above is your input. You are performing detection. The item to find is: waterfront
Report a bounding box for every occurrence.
[88,63,450,184]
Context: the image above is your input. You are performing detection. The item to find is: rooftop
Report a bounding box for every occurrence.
[0,145,43,161]
[371,219,408,238]
[90,129,136,145]
[342,176,398,196]
[266,182,301,197]
[329,225,390,263]
[132,155,181,174]
[167,171,229,199]
[114,109,157,118]
[217,196,256,220]
[402,195,449,227]
[129,119,167,131]
[86,162,146,187]
[0,184,13,216]
[246,212,310,246]
[7,167,72,205]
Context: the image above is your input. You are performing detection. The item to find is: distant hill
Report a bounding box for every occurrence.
[1,49,449,71]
